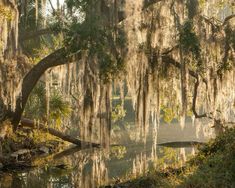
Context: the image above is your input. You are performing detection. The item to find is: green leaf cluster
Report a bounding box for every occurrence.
[25,82,71,126]
[112,104,126,123]
[180,21,201,62]
[63,0,126,83]
[162,106,176,123]
[182,128,235,187]
[0,5,13,20]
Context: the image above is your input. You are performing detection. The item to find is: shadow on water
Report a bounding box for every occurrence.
[157,141,204,148]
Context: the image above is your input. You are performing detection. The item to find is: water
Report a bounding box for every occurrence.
[0,120,212,188]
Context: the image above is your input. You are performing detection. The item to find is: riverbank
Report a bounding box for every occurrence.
[109,127,235,188]
[0,123,66,171]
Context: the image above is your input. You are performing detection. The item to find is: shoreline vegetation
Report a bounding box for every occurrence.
[107,128,235,188]
[0,120,100,172]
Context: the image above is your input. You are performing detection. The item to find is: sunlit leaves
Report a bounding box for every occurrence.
[157,147,179,168]
[49,92,71,122]
[112,104,126,123]
[25,82,71,127]
[161,106,176,124]
[0,6,13,20]
[110,146,127,159]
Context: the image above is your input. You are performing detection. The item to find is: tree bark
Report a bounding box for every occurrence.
[20,118,99,147]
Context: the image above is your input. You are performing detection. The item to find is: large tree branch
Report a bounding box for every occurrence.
[161,54,207,84]
[223,14,235,26]
[200,14,235,28]
[12,48,80,129]
[199,15,221,30]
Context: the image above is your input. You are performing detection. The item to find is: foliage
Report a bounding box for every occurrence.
[189,127,235,164]
[49,92,71,126]
[217,25,235,76]
[123,174,170,188]
[112,104,126,123]
[161,106,176,123]
[25,82,46,118]
[156,147,179,168]
[110,146,127,159]
[198,0,206,7]
[143,0,159,9]
[0,5,13,20]
[24,82,71,127]
[19,1,124,133]
[117,128,235,187]
[180,21,201,64]
[179,128,235,187]
[186,0,199,19]
[63,0,126,82]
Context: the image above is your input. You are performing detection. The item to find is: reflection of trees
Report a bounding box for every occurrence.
[0,148,109,188]
[132,146,197,178]
[0,143,199,188]
[70,150,89,188]
[58,148,109,188]
[132,152,148,177]
[66,149,109,188]
[1,118,208,188]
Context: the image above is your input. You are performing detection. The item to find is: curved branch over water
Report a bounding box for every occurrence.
[12,48,80,129]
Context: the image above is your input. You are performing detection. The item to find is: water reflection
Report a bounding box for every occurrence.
[0,146,196,188]
[0,118,212,188]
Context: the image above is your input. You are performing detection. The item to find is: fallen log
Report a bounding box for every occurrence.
[20,118,100,147]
